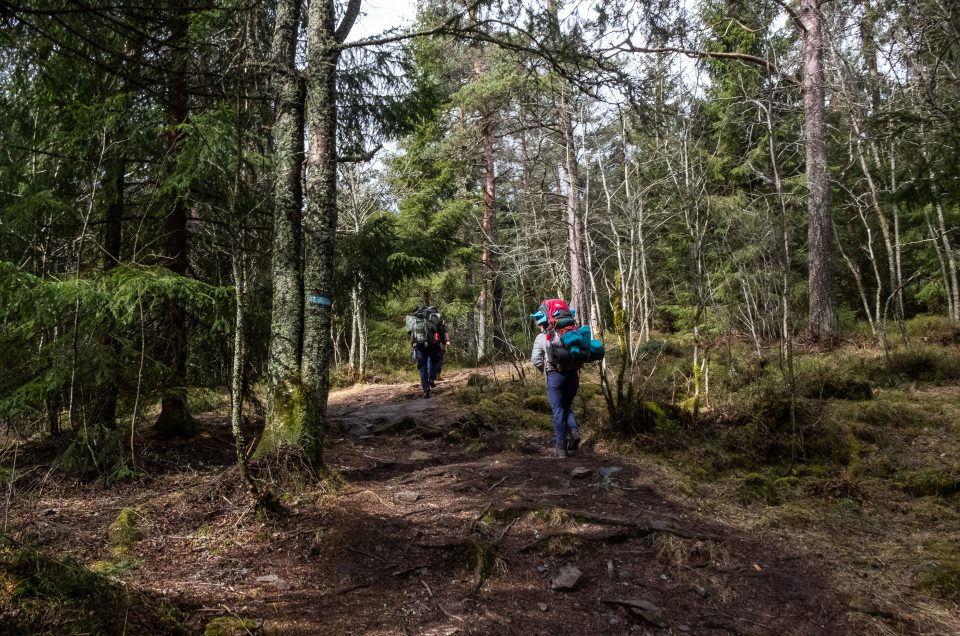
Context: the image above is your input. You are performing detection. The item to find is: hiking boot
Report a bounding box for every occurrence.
[555,446,568,459]
[430,380,436,388]
[566,430,581,453]
[423,390,431,399]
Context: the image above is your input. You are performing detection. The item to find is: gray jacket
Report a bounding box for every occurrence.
[531,331,558,375]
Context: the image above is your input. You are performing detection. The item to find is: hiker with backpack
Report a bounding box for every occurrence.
[530,299,581,458]
[530,299,605,458]
[405,305,445,398]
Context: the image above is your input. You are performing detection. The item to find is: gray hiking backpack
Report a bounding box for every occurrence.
[405,306,441,347]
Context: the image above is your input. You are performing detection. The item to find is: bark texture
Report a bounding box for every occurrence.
[801,0,838,341]
[155,0,196,438]
[263,0,306,455]
[298,0,346,467]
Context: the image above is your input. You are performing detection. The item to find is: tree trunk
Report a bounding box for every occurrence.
[800,0,837,341]
[297,0,358,468]
[482,118,507,354]
[155,0,195,438]
[560,90,589,324]
[262,0,306,455]
[97,128,125,430]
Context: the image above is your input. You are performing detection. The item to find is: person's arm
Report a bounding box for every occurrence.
[531,333,546,373]
[440,324,450,347]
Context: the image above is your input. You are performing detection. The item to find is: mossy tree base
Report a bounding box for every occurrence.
[154,393,200,439]
[256,380,324,470]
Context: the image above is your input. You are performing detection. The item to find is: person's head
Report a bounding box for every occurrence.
[529,310,548,331]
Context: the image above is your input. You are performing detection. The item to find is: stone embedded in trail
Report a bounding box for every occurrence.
[373,416,418,436]
[606,599,665,628]
[598,466,622,479]
[550,565,583,591]
[570,467,593,479]
[409,450,433,461]
[394,490,420,503]
[537,602,548,611]
[255,574,292,591]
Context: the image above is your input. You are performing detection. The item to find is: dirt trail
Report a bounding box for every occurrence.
[6,368,854,635]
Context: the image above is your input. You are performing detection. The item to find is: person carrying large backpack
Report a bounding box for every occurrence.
[529,298,584,458]
[405,305,444,398]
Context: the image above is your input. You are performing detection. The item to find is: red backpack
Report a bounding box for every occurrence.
[537,298,577,334]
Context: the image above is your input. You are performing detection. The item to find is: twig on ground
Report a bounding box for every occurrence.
[487,476,507,491]
[347,545,379,560]
[421,578,464,622]
[393,563,432,577]
[320,582,369,597]
[497,517,520,542]
[219,604,256,635]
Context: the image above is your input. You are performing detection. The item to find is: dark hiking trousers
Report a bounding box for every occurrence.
[415,345,442,395]
[546,369,580,449]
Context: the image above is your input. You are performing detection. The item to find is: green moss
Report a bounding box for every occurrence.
[876,348,960,385]
[458,537,504,581]
[736,472,781,506]
[89,557,141,577]
[205,616,260,636]
[527,507,571,526]
[858,400,930,429]
[522,395,551,413]
[108,508,142,555]
[805,378,873,401]
[466,373,491,388]
[898,470,960,497]
[773,476,803,499]
[457,390,481,405]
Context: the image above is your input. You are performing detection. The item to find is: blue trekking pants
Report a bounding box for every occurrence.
[546,369,580,448]
[415,345,442,393]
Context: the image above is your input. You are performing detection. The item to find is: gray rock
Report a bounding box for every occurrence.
[255,574,292,591]
[693,584,709,598]
[537,603,548,612]
[394,490,420,503]
[608,599,665,628]
[598,466,622,479]
[551,565,583,591]
[570,467,593,479]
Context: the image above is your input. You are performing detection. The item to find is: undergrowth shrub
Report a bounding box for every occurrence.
[874,347,960,385]
[60,425,137,483]
[720,386,854,468]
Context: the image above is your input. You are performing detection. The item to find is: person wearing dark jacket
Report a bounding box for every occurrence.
[530,312,581,458]
[432,321,450,385]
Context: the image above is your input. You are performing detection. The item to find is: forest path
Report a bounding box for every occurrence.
[291,366,849,635]
[6,366,854,635]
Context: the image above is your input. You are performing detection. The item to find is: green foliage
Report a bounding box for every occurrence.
[736,472,781,506]
[876,348,960,385]
[60,426,130,483]
[0,262,231,430]
[0,535,184,634]
[898,470,960,497]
